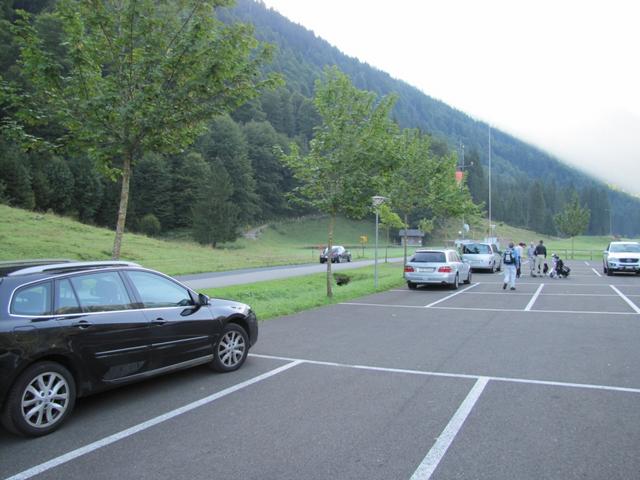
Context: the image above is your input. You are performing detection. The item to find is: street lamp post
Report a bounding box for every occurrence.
[372,195,387,289]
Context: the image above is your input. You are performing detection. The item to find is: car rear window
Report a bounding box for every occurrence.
[463,244,491,254]
[411,252,446,263]
[11,282,52,316]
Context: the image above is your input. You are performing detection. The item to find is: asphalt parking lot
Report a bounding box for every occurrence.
[2,260,640,480]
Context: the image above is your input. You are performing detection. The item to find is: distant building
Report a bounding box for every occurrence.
[397,229,425,246]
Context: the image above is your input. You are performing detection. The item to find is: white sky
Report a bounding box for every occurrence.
[260,0,640,195]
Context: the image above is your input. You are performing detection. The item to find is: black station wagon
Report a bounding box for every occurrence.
[0,260,258,437]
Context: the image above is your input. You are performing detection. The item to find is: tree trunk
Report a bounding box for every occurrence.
[112,152,133,260]
[326,213,334,297]
[403,213,408,268]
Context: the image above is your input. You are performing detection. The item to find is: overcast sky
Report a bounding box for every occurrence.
[260,0,640,195]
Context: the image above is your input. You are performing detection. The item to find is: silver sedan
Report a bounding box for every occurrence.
[404,249,472,290]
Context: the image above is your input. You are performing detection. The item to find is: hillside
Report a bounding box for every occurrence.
[0,205,405,275]
[220,0,640,236]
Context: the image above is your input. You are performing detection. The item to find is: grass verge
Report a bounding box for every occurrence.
[202,263,405,320]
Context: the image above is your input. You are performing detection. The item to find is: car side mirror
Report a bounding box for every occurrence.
[198,293,210,306]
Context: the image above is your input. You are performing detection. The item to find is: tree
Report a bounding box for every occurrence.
[281,67,397,297]
[554,193,590,258]
[191,158,240,247]
[198,115,257,226]
[12,0,279,258]
[385,129,476,266]
[527,181,546,232]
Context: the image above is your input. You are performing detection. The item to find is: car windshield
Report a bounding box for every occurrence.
[411,252,446,263]
[323,247,341,254]
[610,243,640,253]
[463,244,491,254]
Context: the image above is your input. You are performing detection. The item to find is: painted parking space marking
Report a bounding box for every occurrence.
[611,285,640,314]
[430,306,638,316]
[592,268,602,277]
[4,361,302,480]
[423,283,479,308]
[525,284,544,311]
[251,354,640,395]
[343,303,638,316]
[410,377,489,480]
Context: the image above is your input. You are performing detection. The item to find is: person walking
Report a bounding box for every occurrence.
[527,241,536,276]
[516,242,525,278]
[534,240,547,276]
[502,241,520,290]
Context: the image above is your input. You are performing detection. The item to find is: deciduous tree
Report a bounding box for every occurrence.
[281,67,397,297]
[12,0,279,258]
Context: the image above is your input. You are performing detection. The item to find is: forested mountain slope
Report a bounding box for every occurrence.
[221,0,639,236]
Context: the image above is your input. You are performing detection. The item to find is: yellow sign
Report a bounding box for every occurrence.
[360,235,368,244]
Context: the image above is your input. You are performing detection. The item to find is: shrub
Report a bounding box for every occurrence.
[333,273,351,286]
[139,213,162,237]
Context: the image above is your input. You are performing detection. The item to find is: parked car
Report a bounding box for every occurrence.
[404,249,472,290]
[319,246,352,263]
[602,241,640,275]
[0,260,258,437]
[461,242,502,272]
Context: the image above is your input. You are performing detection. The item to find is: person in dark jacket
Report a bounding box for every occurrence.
[534,240,547,276]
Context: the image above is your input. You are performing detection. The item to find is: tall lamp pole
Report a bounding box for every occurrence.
[372,195,387,289]
[488,124,492,240]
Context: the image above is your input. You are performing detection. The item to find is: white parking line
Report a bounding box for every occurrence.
[339,303,638,316]
[251,354,640,394]
[525,284,544,311]
[610,285,640,314]
[585,261,590,266]
[592,268,602,277]
[410,377,489,480]
[4,361,303,480]
[424,283,478,308]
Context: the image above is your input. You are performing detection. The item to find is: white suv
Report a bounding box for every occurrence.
[603,241,640,275]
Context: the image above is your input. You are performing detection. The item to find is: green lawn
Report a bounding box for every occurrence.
[2,204,631,274]
[203,263,405,320]
[0,205,403,275]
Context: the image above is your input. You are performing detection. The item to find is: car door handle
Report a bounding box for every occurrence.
[152,318,168,325]
[72,320,92,329]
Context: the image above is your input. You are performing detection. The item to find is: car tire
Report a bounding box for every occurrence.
[211,323,249,373]
[464,271,472,284]
[450,274,459,290]
[347,256,351,262]
[336,256,341,263]
[490,263,496,273]
[1,361,76,437]
[407,281,417,290]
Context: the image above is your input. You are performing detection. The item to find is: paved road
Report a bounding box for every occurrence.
[176,257,403,289]
[2,260,639,480]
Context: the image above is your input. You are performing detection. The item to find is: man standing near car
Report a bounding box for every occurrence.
[527,241,536,276]
[502,241,520,290]
[534,240,547,275]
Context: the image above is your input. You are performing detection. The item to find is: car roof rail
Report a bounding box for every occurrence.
[0,259,74,277]
[7,260,142,276]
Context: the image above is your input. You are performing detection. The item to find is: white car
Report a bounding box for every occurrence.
[404,249,472,290]
[603,241,640,275]
[461,242,502,273]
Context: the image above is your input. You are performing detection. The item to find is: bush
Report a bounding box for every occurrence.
[333,273,351,286]
[139,213,162,237]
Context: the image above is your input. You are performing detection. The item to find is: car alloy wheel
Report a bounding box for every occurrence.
[212,324,249,372]
[2,362,76,437]
[450,274,459,290]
